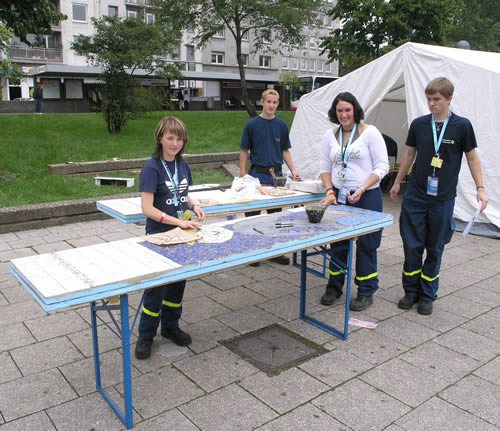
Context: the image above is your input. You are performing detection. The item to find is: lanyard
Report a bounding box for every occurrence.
[339,123,358,174]
[161,159,181,210]
[431,112,450,155]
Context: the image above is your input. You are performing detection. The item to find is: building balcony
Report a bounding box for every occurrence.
[124,0,153,6]
[7,46,63,63]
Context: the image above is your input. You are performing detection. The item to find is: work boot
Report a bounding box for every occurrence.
[270,255,290,265]
[349,295,373,311]
[320,291,341,306]
[417,301,433,315]
[161,327,192,346]
[398,295,419,310]
[135,337,153,360]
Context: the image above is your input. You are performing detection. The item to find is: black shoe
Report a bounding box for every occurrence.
[349,295,373,311]
[270,255,290,265]
[135,337,153,360]
[398,295,419,310]
[320,291,341,306]
[161,327,192,346]
[417,301,433,315]
[249,261,261,267]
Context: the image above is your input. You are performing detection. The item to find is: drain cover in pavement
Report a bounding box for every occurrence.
[222,324,327,374]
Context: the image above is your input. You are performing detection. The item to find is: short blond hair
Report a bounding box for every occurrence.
[425,77,454,98]
[261,88,279,101]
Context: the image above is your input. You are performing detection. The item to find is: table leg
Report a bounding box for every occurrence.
[299,239,354,340]
[90,295,134,429]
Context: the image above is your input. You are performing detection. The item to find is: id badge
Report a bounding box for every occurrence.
[431,157,443,168]
[427,176,438,196]
[338,187,347,204]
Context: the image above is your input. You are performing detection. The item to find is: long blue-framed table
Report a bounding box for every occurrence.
[96,188,325,224]
[11,205,392,429]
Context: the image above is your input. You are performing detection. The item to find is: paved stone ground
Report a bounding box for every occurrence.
[0,195,499,430]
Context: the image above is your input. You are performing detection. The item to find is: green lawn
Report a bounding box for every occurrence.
[0,110,295,207]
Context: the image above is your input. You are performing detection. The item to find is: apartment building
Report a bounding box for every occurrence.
[2,0,339,111]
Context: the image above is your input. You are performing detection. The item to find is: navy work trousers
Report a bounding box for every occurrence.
[326,187,383,297]
[400,192,455,302]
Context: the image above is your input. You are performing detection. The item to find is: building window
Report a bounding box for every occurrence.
[241,54,249,66]
[259,55,271,68]
[108,6,118,17]
[327,16,333,28]
[172,44,180,59]
[309,59,315,71]
[186,45,195,61]
[145,13,155,24]
[309,36,316,48]
[187,62,196,71]
[241,29,249,41]
[65,80,83,99]
[42,79,61,99]
[72,3,87,22]
[127,9,138,18]
[300,58,307,71]
[290,57,298,69]
[326,62,331,72]
[318,59,324,72]
[211,51,224,64]
[72,35,81,44]
[214,27,224,38]
[302,37,308,48]
[282,57,289,69]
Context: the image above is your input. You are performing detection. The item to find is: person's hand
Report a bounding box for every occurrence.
[292,170,301,181]
[320,193,337,207]
[477,188,488,212]
[179,220,203,230]
[390,183,400,203]
[348,188,363,204]
[193,205,206,221]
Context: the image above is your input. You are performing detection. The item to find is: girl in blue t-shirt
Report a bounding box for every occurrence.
[135,116,205,360]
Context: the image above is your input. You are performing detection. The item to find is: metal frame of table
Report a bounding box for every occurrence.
[11,208,392,429]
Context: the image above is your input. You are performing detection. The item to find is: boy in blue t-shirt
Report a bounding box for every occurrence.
[390,77,488,315]
[240,89,301,266]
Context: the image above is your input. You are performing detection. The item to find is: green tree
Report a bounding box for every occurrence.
[0,25,22,95]
[278,71,300,110]
[0,0,66,44]
[444,0,500,52]
[72,15,182,133]
[321,0,456,75]
[155,0,322,117]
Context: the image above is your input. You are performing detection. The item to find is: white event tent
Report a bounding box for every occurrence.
[288,42,500,236]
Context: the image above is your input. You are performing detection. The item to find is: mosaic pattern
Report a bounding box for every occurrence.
[139,205,386,266]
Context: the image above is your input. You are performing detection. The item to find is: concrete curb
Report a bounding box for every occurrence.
[48,152,240,175]
[0,193,140,234]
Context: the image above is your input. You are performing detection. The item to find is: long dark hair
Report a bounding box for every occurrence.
[152,116,188,162]
[328,92,364,124]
